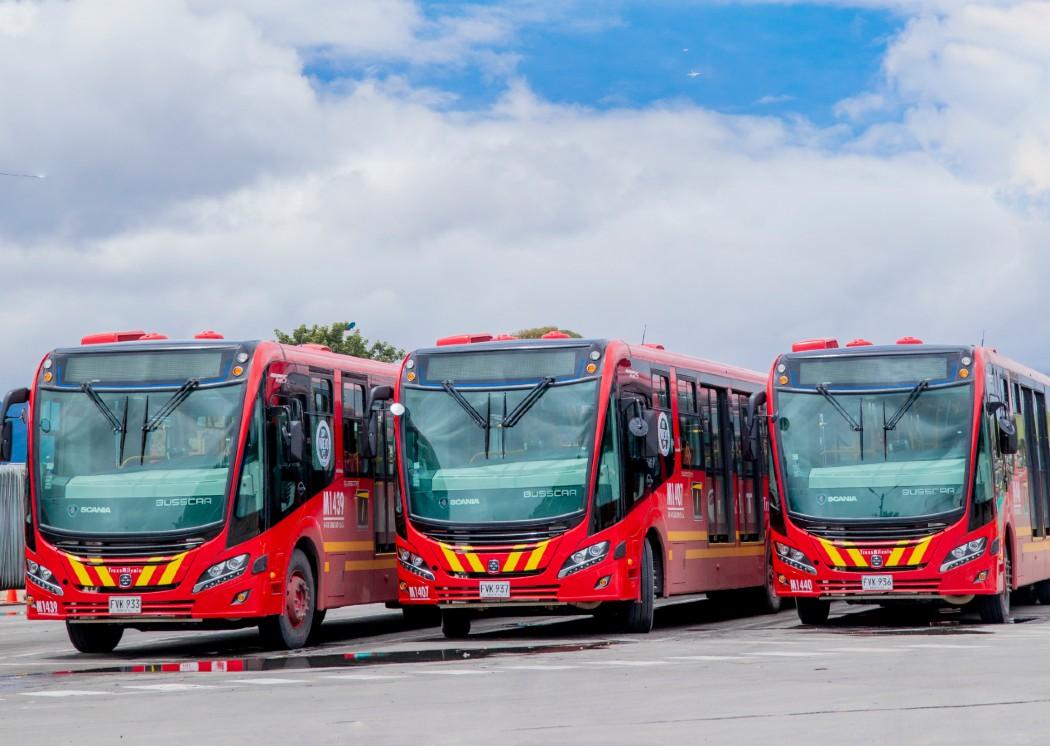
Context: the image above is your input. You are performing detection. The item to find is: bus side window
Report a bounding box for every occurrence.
[622,396,651,503]
[309,375,335,493]
[373,401,398,554]
[342,381,370,477]
[677,376,703,471]
[592,398,624,531]
[271,371,313,522]
[229,391,266,544]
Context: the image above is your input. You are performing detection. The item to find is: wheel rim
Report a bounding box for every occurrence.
[286,570,309,629]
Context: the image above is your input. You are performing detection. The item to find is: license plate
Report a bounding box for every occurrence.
[479,581,510,600]
[108,596,142,615]
[861,575,893,592]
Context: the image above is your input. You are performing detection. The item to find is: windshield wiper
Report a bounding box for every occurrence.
[884,380,929,431]
[80,383,124,433]
[815,384,863,432]
[503,377,555,428]
[440,380,487,429]
[143,379,200,433]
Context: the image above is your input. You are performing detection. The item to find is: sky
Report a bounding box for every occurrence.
[2,0,1050,392]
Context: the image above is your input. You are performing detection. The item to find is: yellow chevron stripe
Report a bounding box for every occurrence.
[908,537,933,565]
[95,565,115,587]
[356,490,369,499]
[667,531,709,542]
[886,547,906,567]
[440,544,464,573]
[503,545,526,572]
[323,541,374,552]
[845,548,867,567]
[523,540,550,571]
[158,553,186,585]
[136,565,157,587]
[67,557,93,586]
[818,539,847,567]
[464,552,484,573]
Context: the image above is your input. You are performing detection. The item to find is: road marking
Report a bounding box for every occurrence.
[506,665,582,671]
[904,644,990,650]
[321,674,408,681]
[417,669,494,676]
[125,684,222,691]
[746,651,830,658]
[821,647,903,654]
[668,655,747,661]
[586,660,669,666]
[21,690,109,697]
[229,678,305,685]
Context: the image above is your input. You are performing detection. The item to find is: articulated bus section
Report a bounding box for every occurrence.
[390,333,778,638]
[763,336,1050,624]
[22,330,400,652]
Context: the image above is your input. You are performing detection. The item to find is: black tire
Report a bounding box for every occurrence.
[306,609,327,644]
[1036,579,1050,605]
[259,549,315,650]
[978,551,1011,624]
[752,547,783,614]
[66,622,123,654]
[441,609,472,638]
[403,605,442,628]
[622,541,656,633]
[796,598,831,625]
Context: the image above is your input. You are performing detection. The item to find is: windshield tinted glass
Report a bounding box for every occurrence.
[402,380,599,523]
[776,384,973,519]
[35,384,244,534]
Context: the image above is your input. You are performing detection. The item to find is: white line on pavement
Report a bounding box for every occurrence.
[905,644,990,649]
[667,655,748,661]
[321,674,408,681]
[417,669,495,676]
[229,678,306,685]
[125,684,223,691]
[21,690,110,697]
[505,665,582,671]
[586,660,670,666]
[745,651,830,657]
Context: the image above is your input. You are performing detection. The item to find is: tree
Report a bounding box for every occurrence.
[273,322,405,362]
[515,326,582,339]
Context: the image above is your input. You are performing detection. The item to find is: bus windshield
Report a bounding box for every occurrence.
[34,382,245,535]
[402,379,599,523]
[775,383,973,520]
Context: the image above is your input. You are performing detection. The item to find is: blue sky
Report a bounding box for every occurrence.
[308,1,903,125]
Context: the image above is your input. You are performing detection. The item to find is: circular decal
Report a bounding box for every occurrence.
[657,411,672,457]
[315,420,333,469]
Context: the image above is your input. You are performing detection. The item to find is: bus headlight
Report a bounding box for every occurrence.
[774,542,817,575]
[26,559,63,596]
[398,548,435,581]
[192,554,250,593]
[940,538,987,572]
[558,541,610,578]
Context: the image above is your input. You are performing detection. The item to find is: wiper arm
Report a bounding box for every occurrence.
[503,377,555,428]
[815,384,863,432]
[441,380,487,430]
[884,380,929,431]
[80,383,124,433]
[143,379,200,433]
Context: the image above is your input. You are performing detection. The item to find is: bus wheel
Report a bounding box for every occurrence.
[623,541,656,633]
[306,609,327,644]
[66,622,123,654]
[441,609,472,638]
[978,551,1011,624]
[403,605,442,628]
[796,598,830,625]
[753,550,783,615]
[259,549,315,649]
[1036,579,1050,605]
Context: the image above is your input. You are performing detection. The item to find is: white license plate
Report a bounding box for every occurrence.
[479,581,510,600]
[861,575,893,592]
[108,596,142,615]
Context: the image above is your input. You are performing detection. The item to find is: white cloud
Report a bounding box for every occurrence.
[2,0,1050,393]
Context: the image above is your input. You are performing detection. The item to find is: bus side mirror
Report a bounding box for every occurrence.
[744,390,767,461]
[362,386,393,461]
[998,414,1018,455]
[271,403,305,464]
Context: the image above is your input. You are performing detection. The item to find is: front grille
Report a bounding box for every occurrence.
[800,523,947,542]
[819,579,940,594]
[63,599,195,617]
[419,524,572,546]
[436,584,560,602]
[834,565,928,573]
[48,536,210,559]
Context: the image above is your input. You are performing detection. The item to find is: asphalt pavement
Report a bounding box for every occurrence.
[2,598,1049,745]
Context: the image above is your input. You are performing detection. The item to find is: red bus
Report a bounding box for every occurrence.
[22,330,404,652]
[385,333,779,638]
[758,337,1050,624]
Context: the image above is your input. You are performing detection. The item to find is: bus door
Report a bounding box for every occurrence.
[700,386,732,544]
[732,391,761,542]
[371,398,398,602]
[676,375,704,587]
[1020,386,1048,537]
[333,376,372,604]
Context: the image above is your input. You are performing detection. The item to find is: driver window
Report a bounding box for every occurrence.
[593,399,623,531]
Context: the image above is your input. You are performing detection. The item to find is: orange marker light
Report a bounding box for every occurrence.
[778,375,788,385]
[959,368,969,378]
[43,371,53,383]
[232,366,244,376]
[585,363,597,374]
[407,371,416,382]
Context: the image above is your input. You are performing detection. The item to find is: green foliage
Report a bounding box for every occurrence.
[273,322,405,362]
[514,326,582,339]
